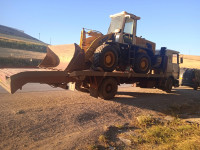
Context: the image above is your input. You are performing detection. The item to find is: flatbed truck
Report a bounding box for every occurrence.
[0,49,182,100]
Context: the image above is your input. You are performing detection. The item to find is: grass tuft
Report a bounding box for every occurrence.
[136,115,161,128]
[98,135,107,143]
[87,144,98,150]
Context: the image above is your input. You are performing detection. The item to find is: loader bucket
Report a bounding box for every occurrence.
[39,43,85,72]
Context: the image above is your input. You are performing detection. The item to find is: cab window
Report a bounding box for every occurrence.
[172,54,178,64]
[124,18,134,34]
[123,18,134,44]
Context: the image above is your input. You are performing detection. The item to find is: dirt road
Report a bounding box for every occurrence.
[0,86,199,149]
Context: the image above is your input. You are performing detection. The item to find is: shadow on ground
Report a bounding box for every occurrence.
[113,88,200,119]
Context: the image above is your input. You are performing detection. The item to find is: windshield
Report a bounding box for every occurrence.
[107,16,124,34]
[124,18,134,34]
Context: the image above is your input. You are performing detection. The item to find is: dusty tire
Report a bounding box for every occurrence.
[93,44,118,72]
[134,53,151,74]
[193,82,198,90]
[165,78,173,93]
[99,77,118,100]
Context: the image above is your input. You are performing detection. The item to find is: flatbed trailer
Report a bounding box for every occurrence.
[0,68,176,100]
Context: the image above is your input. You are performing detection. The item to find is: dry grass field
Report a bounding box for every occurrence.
[0,47,46,67]
[180,54,200,69]
[0,47,45,60]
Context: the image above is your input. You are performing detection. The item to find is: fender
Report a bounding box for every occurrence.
[85,33,114,61]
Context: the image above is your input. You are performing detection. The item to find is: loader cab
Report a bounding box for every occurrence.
[108,11,140,45]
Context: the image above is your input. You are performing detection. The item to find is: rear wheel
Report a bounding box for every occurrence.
[93,44,118,72]
[134,53,151,74]
[193,82,198,90]
[165,77,173,93]
[99,77,118,100]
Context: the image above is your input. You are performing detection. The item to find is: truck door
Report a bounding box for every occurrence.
[172,53,179,79]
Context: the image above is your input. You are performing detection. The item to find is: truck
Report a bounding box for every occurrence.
[0,11,183,99]
[181,69,200,90]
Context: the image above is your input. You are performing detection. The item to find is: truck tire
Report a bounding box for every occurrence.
[134,53,151,74]
[165,77,173,93]
[93,44,118,72]
[193,82,198,90]
[99,77,118,100]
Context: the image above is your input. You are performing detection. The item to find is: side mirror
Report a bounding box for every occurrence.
[114,29,121,33]
[180,57,183,64]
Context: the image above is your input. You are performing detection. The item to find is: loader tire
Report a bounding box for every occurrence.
[134,53,151,74]
[99,77,118,100]
[93,44,118,72]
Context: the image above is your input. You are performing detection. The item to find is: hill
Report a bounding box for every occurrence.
[0,25,47,67]
[0,24,47,53]
[180,55,200,69]
[0,25,45,45]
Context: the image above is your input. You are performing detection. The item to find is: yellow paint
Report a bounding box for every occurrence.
[79,28,114,62]
[85,33,113,61]
[141,61,146,68]
[106,55,111,64]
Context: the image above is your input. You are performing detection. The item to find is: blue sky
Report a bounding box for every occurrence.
[1,0,200,55]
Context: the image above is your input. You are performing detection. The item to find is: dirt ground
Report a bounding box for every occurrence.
[0,86,199,150]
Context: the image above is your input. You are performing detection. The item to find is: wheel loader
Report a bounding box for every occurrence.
[39,11,156,73]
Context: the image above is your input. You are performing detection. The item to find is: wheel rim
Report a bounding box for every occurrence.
[106,84,112,93]
[140,57,148,71]
[104,51,115,68]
